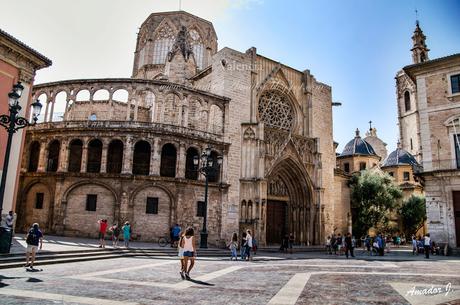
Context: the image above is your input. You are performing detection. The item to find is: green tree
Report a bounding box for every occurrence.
[349,170,403,238]
[399,195,426,237]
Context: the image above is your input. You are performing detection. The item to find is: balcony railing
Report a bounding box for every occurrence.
[30,120,224,141]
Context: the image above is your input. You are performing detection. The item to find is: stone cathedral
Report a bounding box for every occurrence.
[17,11,349,246]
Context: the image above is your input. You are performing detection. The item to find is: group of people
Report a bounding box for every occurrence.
[411,233,438,258]
[227,229,256,261]
[326,233,356,258]
[98,219,132,248]
[280,233,295,254]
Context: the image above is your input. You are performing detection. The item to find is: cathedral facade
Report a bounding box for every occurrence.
[17,11,345,246]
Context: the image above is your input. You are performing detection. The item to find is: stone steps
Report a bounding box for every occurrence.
[0,247,230,269]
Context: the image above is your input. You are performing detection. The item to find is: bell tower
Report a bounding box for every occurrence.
[411,20,430,64]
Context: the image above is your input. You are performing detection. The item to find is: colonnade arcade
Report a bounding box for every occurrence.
[25,136,222,182]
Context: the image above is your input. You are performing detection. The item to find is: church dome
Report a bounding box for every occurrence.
[382,145,419,167]
[340,129,377,157]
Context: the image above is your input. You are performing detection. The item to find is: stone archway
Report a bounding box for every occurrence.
[265,157,314,245]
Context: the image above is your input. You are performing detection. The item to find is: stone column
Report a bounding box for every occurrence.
[49,100,55,122]
[37,141,47,172]
[80,141,88,173]
[100,140,108,173]
[177,143,186,178]
[122,136,133,174]
[57,140,68,172]
[133,98,139,121]
[44,100,50,122]
[150,138,160,176]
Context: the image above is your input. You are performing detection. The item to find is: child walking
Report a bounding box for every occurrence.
[228,232,238,261]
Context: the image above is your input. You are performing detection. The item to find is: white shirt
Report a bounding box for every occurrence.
[183,236,194,252]
[424,236,431,246]
[6,214,13,228]
[246,234,253,247]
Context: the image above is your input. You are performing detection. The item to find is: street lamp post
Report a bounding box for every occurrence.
[193,146,223,249]
[0,82,42,218]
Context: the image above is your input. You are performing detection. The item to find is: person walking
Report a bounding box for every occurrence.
[178,230,186,279]
[344,233,354,258]
[424,233,431,259]
[109,223,120,248]
[336,233,343,256]
[171,223,181,247]
[331,234,337,255]
[25,223,43,269]
[97,219,108,248]
[6,211,14,246]
[326,236,332,255]
[411,235,418,255]
[181,227,196,280]
[122,221,131,248]
[288,233,295,254]
[240,231,247,260]
[228,232,238,261]
[351,235,356,257]
[246,230,253,260]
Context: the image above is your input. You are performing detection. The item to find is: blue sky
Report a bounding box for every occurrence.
[0,0,459,152]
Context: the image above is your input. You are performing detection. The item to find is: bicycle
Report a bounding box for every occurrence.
[158,236,171,247]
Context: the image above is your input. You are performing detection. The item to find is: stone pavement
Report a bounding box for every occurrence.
[0,251,459,305]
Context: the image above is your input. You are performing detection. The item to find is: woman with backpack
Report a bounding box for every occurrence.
[25,223,43,269]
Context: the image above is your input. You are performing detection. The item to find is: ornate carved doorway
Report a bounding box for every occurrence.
[265,158,313,245]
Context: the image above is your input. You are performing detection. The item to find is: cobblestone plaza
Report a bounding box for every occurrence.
[0,251,459,305]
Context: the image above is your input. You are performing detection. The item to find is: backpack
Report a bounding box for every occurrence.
[26,229,39,245]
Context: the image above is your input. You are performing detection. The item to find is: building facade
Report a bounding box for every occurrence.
[0,29,51,224]
[18,11,346,246]
[396,21,460,247]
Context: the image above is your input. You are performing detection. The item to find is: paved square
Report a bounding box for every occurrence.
[0,254,459,305]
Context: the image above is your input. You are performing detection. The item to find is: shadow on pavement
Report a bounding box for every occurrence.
[26,277,43,283]
[187,278,215,286]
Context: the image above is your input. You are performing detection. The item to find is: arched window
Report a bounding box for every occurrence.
[241,200,247,220]
[189,29,204,69]
[47,140,60,172]
[133,141,151,175]
[160,143,177,177]
[107,140,124,174]
[185,147,199,180]
[152,26,175,64]
[87,139,103,173]
[68,139,83,172]
[248,200,253,220]
[404,91,411,112]
[163,94,180,125]
[258,90,294,131]
[28,141,40,172]
[208,151,221,183]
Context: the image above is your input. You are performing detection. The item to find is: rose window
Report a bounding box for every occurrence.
[258,91,293,130]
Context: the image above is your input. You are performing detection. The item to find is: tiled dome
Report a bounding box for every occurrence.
[340,129,377,157]
[382,144,419,167]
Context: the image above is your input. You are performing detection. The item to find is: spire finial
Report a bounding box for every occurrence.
[355,128,360,137]
[397,140,402,149]
[415,9,419,26]
[369,120,372,131]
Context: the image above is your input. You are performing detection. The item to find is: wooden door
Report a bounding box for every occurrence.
[453,191,460,246]
[266,200,286,244]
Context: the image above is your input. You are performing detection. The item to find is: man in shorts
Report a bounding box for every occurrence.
[25,223,43,269]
